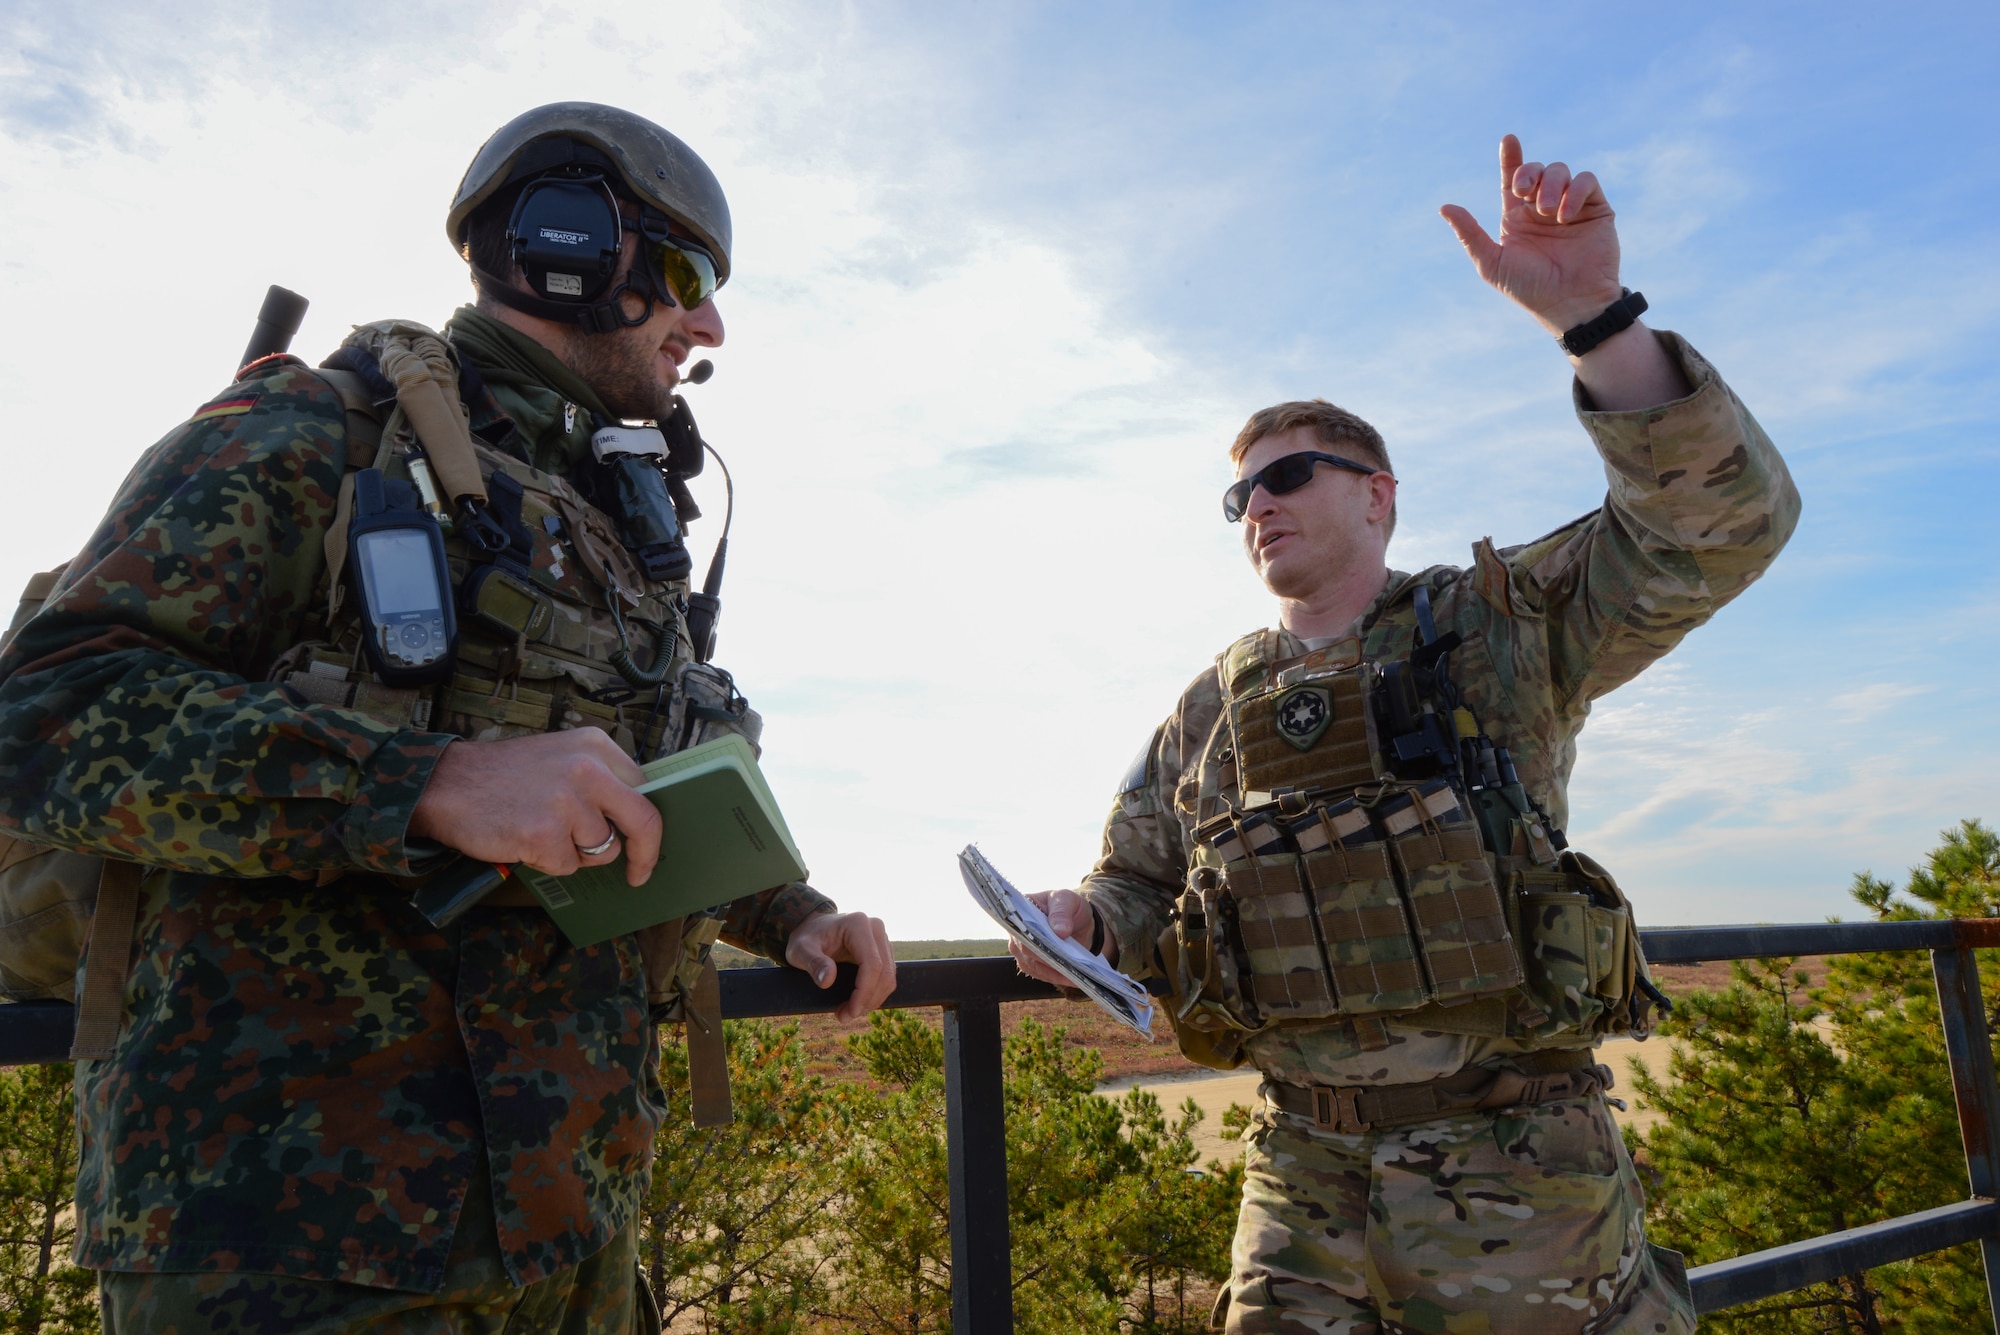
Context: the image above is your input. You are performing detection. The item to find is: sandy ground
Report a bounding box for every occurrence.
[1098,1033,1679,1167]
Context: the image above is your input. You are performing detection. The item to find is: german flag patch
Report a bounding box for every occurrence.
[191,396,258,423]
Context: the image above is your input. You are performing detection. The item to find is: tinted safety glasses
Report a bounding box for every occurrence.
[1223,450,1380,522]
[648,235,720,310]
[628,214,722,311]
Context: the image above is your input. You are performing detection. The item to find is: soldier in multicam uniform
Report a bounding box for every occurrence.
[0,103,896,1332]
[1014,135,1800,1333]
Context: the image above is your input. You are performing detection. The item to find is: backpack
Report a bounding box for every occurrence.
[0,566,149,1060]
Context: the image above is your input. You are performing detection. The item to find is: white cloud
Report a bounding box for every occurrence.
[2,1,1996,943]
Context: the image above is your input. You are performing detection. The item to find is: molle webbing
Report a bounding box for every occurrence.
[1301,842,1427,1014]
[1231,669,1375,796]
[1391,822,1517,1001]
[1178,628,1527,1035]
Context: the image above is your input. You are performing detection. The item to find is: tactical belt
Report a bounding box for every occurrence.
[1263,1047,1610,1136]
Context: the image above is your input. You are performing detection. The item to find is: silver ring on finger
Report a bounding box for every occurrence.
[576,831,618,858]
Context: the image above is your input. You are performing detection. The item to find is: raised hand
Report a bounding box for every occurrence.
[1439,134,1626,336]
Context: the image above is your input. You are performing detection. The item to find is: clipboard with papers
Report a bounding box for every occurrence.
[957,844,1155,1040]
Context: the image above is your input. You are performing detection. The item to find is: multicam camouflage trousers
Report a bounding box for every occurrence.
[97,1161,659,1335]
[1217,1093,1696,1335]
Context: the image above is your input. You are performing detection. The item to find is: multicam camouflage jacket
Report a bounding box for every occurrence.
[0,306,833,1293]
[1082,332,1799,1089]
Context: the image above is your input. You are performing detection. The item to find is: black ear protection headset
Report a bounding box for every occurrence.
[470,150,707,335]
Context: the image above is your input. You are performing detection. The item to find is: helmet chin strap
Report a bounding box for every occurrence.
[470,263,673,336]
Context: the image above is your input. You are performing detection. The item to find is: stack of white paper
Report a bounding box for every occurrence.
[958,844,1155,1040]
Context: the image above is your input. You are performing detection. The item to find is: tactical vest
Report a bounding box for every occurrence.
[1157,620,1662,1070]
[1,322,749,1121]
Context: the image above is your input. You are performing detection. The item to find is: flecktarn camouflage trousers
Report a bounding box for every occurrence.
[97,1160,659,1335]
[1217,1093,1695,1334]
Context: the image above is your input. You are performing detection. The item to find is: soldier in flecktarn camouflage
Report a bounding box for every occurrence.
[1015,135,1799,1334]
[0,103,896,1333]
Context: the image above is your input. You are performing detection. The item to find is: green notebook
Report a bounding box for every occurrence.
[516,734,807,947]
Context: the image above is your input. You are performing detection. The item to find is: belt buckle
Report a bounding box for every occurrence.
[1311,1085,1371,1136]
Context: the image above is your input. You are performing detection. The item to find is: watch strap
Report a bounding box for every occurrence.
[1557,288,1648,358]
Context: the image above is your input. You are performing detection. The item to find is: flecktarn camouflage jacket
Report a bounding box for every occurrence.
[0,307,832,1292]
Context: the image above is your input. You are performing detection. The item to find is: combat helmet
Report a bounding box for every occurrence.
[449,103,731,333]
[450,102,731,278]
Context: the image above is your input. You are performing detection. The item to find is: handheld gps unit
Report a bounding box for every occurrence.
[348,468,458,686]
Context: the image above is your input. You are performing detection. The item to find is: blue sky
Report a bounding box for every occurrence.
[2,2,1995,937]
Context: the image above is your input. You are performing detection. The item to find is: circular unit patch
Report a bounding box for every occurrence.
[1272,685,1333,752]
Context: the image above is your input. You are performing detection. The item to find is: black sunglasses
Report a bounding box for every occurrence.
[1223,451,1380,522]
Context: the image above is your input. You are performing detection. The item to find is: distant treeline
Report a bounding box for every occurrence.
[714,939,1009,968]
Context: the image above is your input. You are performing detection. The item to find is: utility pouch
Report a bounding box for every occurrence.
[1513,849,1655,1038]
[1169,868,1259,1030]
[461,563,555,643]
[1154,922,1251,1071]
[0,834,101,1002]
[669,661,763,757]
[1380,783,1522,1006]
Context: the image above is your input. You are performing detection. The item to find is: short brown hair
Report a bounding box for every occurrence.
[1230,400,1396,537]
[1229,399,1393,473]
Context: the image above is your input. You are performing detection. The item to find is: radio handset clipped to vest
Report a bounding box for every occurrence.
[347,469,459,686]
[1372,587,1463,781]
[587,424,695,583]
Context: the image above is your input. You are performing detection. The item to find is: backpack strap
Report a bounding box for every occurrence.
[685,958,733,1128]
[337,321,489,509]
[69,860,143,1061]
[313,367,388,470]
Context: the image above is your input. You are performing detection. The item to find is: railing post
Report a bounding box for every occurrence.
[944,996,1014,1334]
[1931,925,2000,1322]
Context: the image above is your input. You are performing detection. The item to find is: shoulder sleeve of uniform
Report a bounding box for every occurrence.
[0,369,451,878]
[1480,331,1800,709]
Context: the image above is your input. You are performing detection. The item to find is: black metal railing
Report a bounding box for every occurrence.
[5,921,2000,1333]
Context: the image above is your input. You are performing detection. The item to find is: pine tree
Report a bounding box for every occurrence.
[1630,819,2000,1334]
[0,1062,96,1335]
[644,1020,842,1333]
[815,1012,1240,1334]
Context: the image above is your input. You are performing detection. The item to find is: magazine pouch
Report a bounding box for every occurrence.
[1300,837,1428,1015]
[1379,782,1523,1006]
[1221,852,1341,1021]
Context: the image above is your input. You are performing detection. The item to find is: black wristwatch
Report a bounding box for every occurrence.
[1557,288,1648,358]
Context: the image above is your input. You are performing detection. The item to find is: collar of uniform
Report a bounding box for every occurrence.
[445,306,607,473]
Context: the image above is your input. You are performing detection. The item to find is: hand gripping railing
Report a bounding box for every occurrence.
[5,920,2000,1332]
